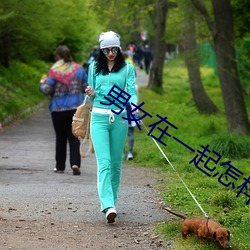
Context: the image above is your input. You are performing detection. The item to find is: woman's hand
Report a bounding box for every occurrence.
[131,103,138,115]
[40,74,47,83]
[85,86,96,97]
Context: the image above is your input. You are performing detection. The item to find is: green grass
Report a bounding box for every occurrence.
[0,60,50,123]
[129,58,250,250]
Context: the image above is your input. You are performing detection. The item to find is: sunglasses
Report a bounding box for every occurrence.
[102,47,119,55]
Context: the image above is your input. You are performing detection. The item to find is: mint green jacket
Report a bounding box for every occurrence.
[87,62,138,110]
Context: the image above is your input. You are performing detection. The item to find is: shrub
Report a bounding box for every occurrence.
[209,134,250,159]
[210,191,238,209]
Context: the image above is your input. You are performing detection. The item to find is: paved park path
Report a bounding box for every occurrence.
[0,69,173,249]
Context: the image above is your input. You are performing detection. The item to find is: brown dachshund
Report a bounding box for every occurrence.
[162,207,231,249]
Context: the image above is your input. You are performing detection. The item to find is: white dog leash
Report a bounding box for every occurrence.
[141,121,209,218]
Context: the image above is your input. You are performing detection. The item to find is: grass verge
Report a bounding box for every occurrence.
[0,60,50,125]
[128,58,250,250]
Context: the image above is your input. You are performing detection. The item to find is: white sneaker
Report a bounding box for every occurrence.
[105,207,117,223]
[72,165,81,175]
[127,152,133,160]
[53,168,64,173]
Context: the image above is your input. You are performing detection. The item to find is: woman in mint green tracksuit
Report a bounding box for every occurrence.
[86,31,138,223]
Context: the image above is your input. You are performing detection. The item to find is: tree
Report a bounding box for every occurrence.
[148,0,177,89]
[0,0,98,66]
[184,1,218,114]
[191,0,250,134]
[91,0,155,47]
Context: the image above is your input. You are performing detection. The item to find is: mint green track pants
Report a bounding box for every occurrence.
[90,111,128,212]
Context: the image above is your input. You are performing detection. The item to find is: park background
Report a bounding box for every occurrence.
[0,0,249,249]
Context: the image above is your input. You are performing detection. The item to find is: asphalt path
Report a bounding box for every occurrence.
[0,106,166,223]
[0,69,173,249]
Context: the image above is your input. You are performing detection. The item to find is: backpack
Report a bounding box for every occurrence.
[72,95,93,158]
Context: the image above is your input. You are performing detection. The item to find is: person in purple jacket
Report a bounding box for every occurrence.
[39,45,88,175]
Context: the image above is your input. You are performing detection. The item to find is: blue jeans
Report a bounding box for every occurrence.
[90,110,128,212]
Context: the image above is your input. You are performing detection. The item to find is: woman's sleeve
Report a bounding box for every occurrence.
[126,63,138,104]
[87,62,95,101]
[76,67,88,84]
[39,77,56,95]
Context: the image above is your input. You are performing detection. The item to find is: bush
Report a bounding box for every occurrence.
[210,191,238,209]
[0,60,48,122]
[209,134,250,159]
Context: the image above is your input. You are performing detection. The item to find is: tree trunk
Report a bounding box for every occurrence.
[184,4,218,114]
[191,0,250,134]
[212,0,250,134]
[147,0,168,89]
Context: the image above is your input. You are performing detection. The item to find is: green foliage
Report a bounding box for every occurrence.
[165,2,184,44]
[0,0,100,66]
[232,0,250,39]
[92,0,155,45]
[236,37,250,95]
[165,0,212,45]
[0,60,48,122]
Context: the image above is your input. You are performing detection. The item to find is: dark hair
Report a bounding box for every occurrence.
[54,45,73,63]
[95,48,126,75]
